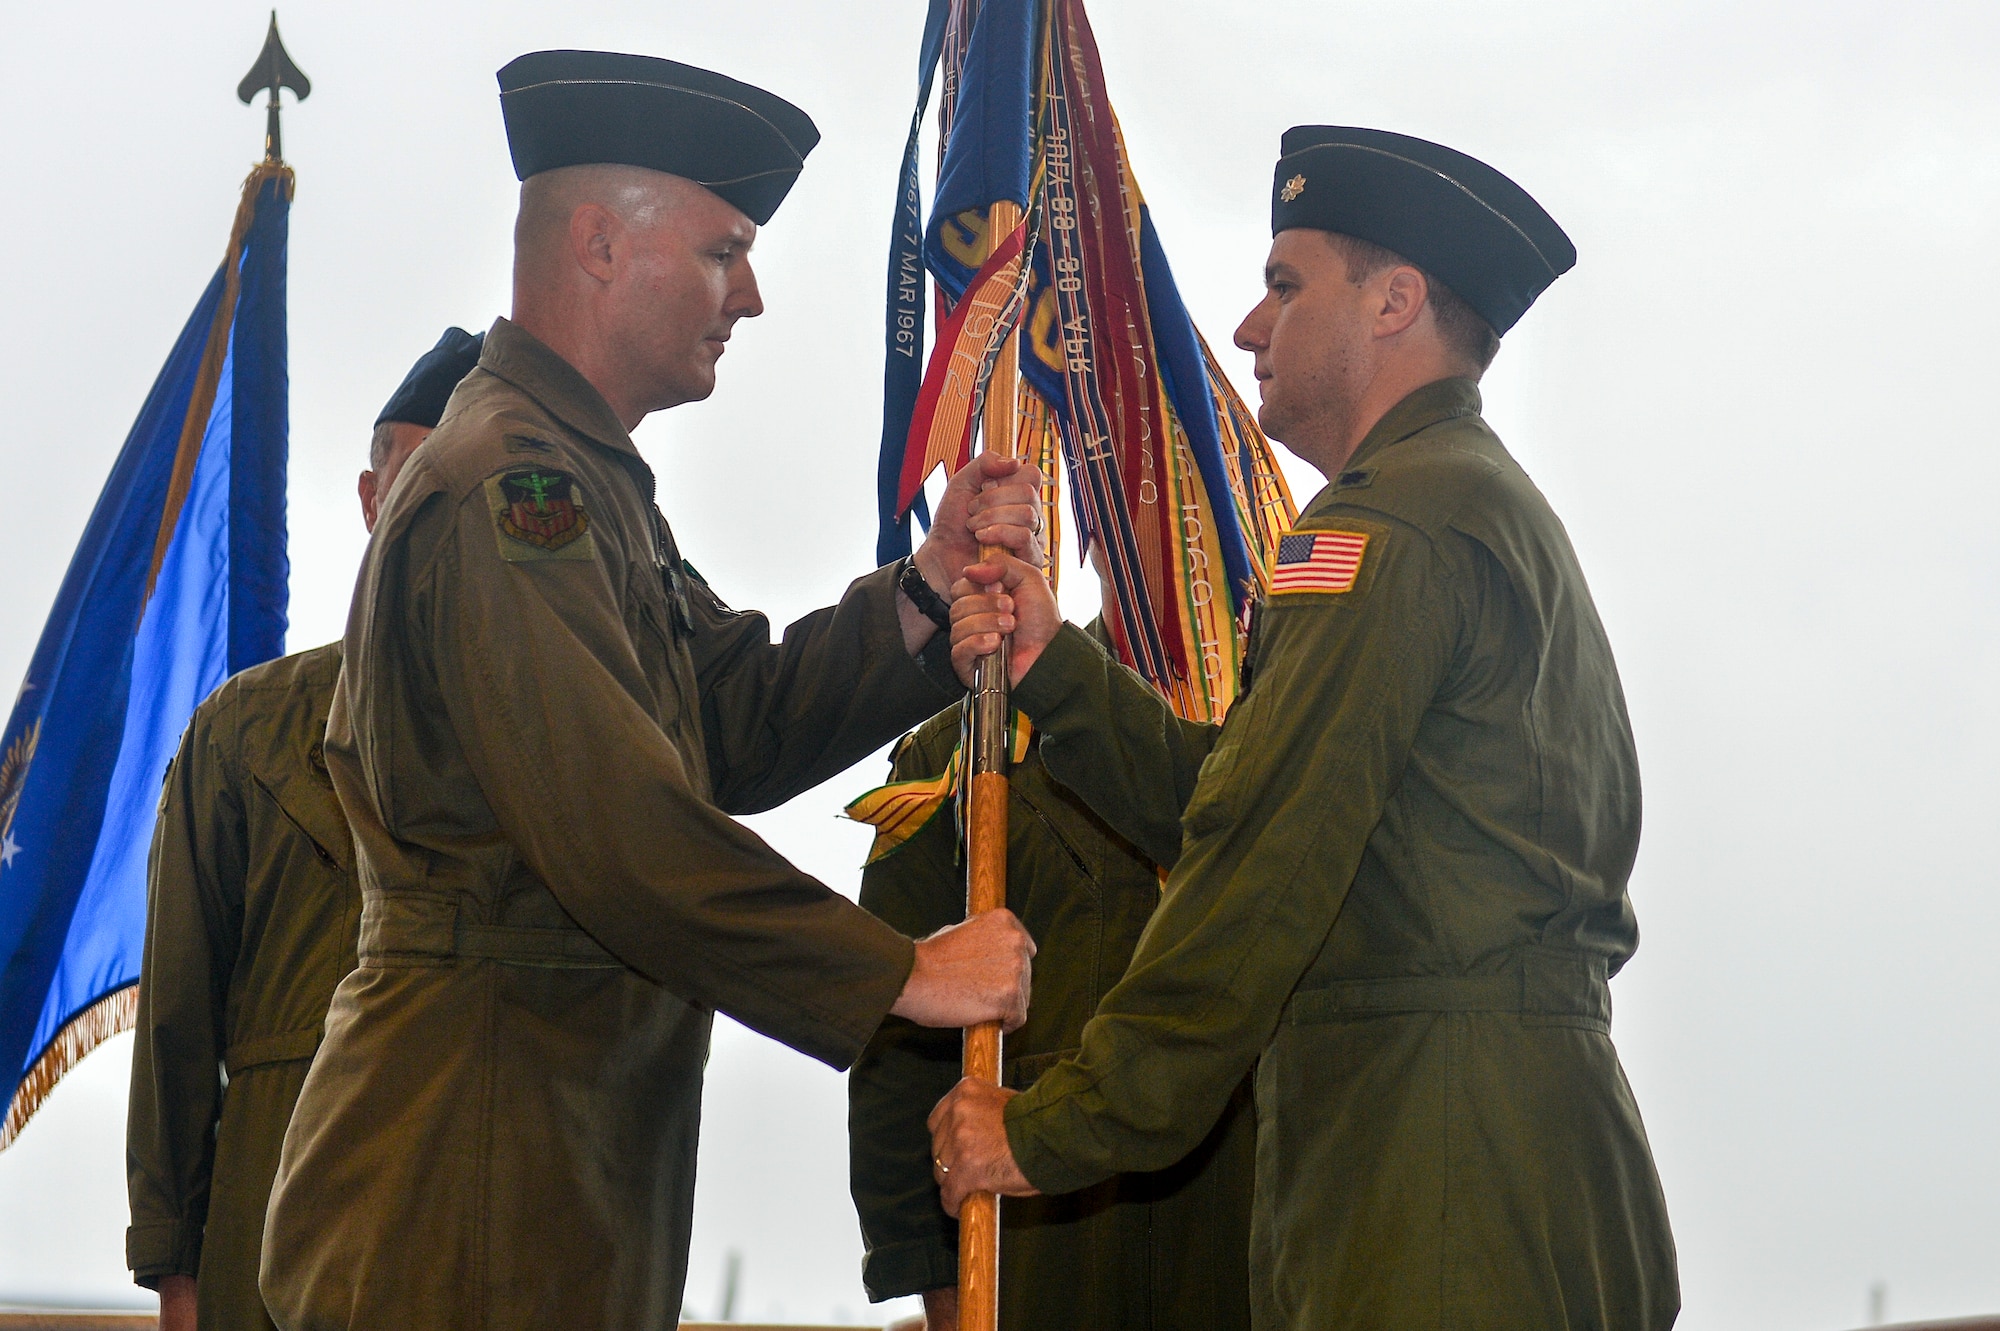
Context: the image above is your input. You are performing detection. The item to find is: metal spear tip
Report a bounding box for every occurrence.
[236,11,311,106]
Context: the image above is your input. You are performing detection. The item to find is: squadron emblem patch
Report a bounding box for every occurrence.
[486,468,595,562]
[1271,529,1368,595]
[1280,173,1307,202]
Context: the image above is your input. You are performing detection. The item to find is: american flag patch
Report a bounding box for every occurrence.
[1271,530,1370,594]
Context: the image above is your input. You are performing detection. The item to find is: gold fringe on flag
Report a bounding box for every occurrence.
[1018,383,1064,595]
[0,983,138,1151]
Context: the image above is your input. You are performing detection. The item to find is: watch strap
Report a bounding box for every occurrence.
[899,557,954,633]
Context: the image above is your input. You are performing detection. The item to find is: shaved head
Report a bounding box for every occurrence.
[515,165,695,280]
[509,164,764,427]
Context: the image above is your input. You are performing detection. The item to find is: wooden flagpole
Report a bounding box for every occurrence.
[958,194,1024,1331]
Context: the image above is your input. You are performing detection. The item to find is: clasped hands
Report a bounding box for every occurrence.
[886,921,1041,1222]
[898,450,1064,689]
[898,452,1047,657]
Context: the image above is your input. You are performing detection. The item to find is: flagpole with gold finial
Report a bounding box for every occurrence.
[150,15,310,594]
[236,10,311,165]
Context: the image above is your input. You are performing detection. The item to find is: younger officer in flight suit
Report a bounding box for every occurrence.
[931,128,1680,1330]
[125,329,485,1331]
[259,52,1043,1331]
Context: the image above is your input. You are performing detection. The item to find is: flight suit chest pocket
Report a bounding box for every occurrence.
[628,565,711,794]
[630,574,689,719]
[1183,682,1275,840]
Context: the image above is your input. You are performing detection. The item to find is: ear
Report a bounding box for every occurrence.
[569,203,620,283]
[1375,267,1429,339]
[359,470,380,533]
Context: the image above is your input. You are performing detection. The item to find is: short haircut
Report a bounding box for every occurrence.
[1323,232,1502,374]
[369,420,398,471]
[514,164,691,273]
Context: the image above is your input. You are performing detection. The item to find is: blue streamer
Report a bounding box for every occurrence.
[874,0,953,566]
[923,0,1039,301]
[1137,205,1253,615]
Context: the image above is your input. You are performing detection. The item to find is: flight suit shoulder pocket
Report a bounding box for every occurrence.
[483,466,597,563]
[1264,514,1393,605]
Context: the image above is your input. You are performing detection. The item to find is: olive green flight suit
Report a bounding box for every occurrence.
[849,697,1254,1331]
[1003,379,1678,1329]
[260,318,962,1331]
[126,642,357,1331]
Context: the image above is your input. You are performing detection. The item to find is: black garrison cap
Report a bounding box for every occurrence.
[497,50,820,226]
[375,327,484,429]
[1270,127,1576,335]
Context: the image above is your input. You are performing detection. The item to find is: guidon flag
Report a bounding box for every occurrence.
[872,0,1297,728]
[852,0,1301,862]
[0,163,294,1149]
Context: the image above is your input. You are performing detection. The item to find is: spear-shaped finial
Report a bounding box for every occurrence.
[236,12,311,163]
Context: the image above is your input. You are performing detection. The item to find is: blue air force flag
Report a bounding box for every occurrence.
[0,164,292,1147]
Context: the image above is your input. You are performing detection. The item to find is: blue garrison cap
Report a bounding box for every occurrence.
[375,327,484,429]
[1271,127,1576,335]
[497,50,819,226]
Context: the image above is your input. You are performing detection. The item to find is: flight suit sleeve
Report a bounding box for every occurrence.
[1003,516,1468,1191]
[847,721,967,1302]
[1009,622,1221,868]
[126,700,247,1286]
[414,481,917,1069]
[684,563,964,816]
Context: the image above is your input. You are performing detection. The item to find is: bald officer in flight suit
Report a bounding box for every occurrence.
[127,329,484,1331]
[931,128,1679,1330]
[259,52,1045,1331]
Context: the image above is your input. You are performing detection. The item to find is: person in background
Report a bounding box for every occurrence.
[126,327,485,1331]
[850,558,1258,1331]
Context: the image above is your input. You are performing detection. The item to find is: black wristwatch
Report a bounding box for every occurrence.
[898,557,954,633]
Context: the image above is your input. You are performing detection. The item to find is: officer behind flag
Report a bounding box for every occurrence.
[260,51,1045,1331]
[126,329,483,1331]
[930,127,1680,1329]
[847,574,1257,1331]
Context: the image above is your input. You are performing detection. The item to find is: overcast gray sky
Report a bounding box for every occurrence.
[2,1,1997,1326]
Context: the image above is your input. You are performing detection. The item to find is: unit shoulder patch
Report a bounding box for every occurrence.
[1270,527,1372,597]
[485,467,595,562]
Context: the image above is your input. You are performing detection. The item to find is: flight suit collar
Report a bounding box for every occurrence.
[1342,376,1483,475]
[478,317,641,461]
